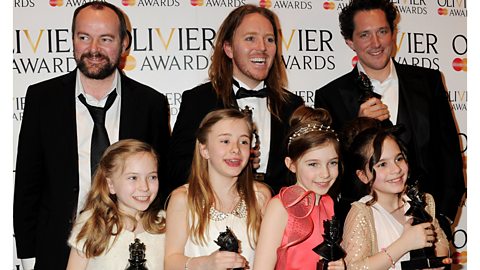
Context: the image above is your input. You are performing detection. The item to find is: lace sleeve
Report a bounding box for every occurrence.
[341,202,375,270]
[425,193,449,255]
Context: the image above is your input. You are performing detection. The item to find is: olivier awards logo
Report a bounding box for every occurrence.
[391,0,427,15]
[451,34,467,72]
[452,58,467,72]
[259,0,312,10]
[436,0,467,16]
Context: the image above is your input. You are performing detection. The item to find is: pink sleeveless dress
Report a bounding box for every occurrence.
[275,185,334,270]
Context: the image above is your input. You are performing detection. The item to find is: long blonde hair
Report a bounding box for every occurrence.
[187,109,261,247]
[75,139,165,258]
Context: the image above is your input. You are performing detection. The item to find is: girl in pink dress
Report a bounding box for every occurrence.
[254,107,345,270]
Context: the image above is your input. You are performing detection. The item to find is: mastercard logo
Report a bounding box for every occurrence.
[122,0,136,6]
[49,0,63,7]
[123,55,136,71]
[191,0,204,6]
[259,0,272,8]
[323,1,335,10]
[351,55,358,67]
[452,250,467,264]
[452,58,467,72]
[438,8,448,15]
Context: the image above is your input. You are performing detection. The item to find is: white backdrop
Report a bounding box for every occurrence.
[13,0,467,268]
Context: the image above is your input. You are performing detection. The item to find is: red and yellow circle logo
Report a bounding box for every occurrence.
[437,8,448,16]
[351,55,358,67]
[259,0,272,8]
[452,251,467,264]
[323,1,335,10]
[49,0,63,7]
[122,0,136,6]
[191,0,204,6]
[123,55,137,72]
[452,58,467,72]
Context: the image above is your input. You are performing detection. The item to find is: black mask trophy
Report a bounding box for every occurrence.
[241,106,263,181]
[215,226,243,270]
[356,71,393,128]
[125,238,148,270]
[400,183,451,269]
[312,216,346,270]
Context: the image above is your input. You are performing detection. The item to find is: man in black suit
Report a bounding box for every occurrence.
[315,0,464,231]
[167,4,303,196]
[13,2,170,269]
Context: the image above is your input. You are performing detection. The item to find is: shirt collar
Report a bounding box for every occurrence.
[232,76,265,94]
[75,69,121,101]
[357,59,397,85]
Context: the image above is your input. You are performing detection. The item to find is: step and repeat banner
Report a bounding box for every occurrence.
[13,0,467,268]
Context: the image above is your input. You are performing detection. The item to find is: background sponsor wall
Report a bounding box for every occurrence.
[13,0,467,268]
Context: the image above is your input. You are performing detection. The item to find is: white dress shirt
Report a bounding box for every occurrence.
[75,69,122,216]
[357,59,399,124]
[233,77,271,174]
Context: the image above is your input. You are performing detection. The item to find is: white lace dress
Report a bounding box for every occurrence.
[184,197,256,269]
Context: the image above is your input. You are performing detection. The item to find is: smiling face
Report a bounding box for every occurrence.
[200,118,251,182]
[223,12,276,89]
[346,9,394,80]
[285,143,339,196]
[73,6,127,80]
[107,152,159,217]
[358,136,408,198]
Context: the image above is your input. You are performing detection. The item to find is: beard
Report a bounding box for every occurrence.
[75,50,121,80]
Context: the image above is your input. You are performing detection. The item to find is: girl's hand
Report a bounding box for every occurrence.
[204,250,246,270]
[401,220,437,251]
[327,258,345,270]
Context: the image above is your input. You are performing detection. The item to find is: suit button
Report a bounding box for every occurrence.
[73,187,78,193]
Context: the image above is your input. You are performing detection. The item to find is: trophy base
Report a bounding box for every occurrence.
[400,256,449,269]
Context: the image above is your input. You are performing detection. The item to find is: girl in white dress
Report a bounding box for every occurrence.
[164,109,271,270]
[342,125,450,270]
[67,139,166,270]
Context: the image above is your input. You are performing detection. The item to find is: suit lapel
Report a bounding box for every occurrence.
[339,67,364,118]
[119,73,136,139]
[395,62,429,151]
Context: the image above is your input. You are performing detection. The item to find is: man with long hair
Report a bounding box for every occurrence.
[168,4,303,197]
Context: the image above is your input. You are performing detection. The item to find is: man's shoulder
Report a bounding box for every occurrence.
[394,62,440,78]
[29,71,75,89]
[121,73,166,100]
[182,81,214,96]
[315,70,355,97]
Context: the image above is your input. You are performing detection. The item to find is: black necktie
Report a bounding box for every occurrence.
[78,91,117,176]
[233,80,267,99]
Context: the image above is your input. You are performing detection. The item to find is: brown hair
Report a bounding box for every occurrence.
[208,4,291,119]
[75,139,165,258]
[187,109,262,247]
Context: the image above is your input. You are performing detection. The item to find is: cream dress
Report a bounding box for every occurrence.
[68,210,166,270]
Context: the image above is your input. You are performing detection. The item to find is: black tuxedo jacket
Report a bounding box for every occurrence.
[13,69,170,270]
[167,82,304,196]
[315,61,465,221]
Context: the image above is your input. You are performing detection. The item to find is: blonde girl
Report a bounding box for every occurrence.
[164,109,271,270]
[67,139,165,270]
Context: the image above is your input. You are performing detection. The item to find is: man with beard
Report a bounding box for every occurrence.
[314,0,464,236]
[13,2,170,269]
[167,5,303,196]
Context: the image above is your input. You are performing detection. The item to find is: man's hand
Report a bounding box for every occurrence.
[358,97,390,121]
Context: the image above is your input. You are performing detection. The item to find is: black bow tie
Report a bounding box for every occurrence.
[236,88,267,99]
